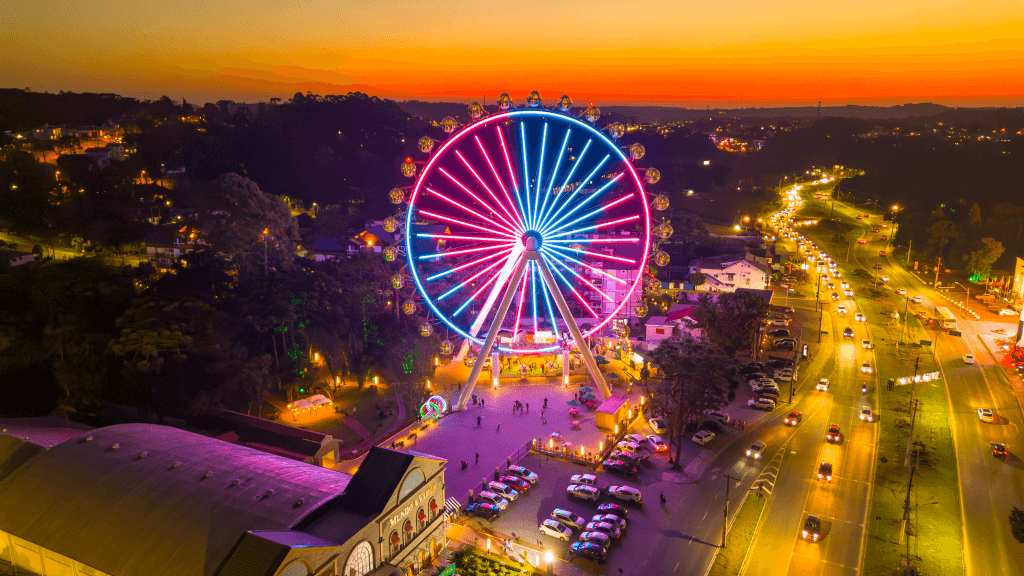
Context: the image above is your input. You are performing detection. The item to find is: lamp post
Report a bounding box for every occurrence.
[954,282,970,315]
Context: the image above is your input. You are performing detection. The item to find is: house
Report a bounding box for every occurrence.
[309,237,359,261]
[353,224,396,249]
[0,250,35,267]
[643,304,704,350]
[31,124,61,141]
[83,144,125,168]
[141,227,205,269]
[688,253,770,292]
[576,233,646,321]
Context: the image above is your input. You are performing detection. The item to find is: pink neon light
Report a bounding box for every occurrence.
[549,214,641,238]
[436,168,521,234]
[436,247,514,278]
[420,234,511,243]
[497,126,519,194]
[426,186,518,237]
[548,237,640,244]
[467,254,516,300]
[456,150,522,230]
[475,135,524,225]
[558,254,628,286]
[598,194,632,212]
[457,255,508,287]
[513,266,529,340]
[419,210,517,238]
[542,172,624,230]
[568,284,600,318]
[425,242,516,260]
[563,247,635,264]
[551,259,615,302]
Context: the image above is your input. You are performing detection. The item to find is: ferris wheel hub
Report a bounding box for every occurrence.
[522,230,543,251]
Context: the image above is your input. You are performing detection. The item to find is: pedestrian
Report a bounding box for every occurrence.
[660,492,667,507]
[497,424,501,433]
[526,402,529,413]
[481,398,485,407]
[477,415,481,427]
[544,398,548,408]
[475,452,480,464]
[458,382,462,391]
[507,457,511,468]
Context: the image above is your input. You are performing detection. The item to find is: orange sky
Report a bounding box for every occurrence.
[3,0,1023,107]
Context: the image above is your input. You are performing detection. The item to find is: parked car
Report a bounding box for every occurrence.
[506,464,538,484]
[706,410,731,424]
[551,508,587,530]
[602,459,638,477]
[623,433,648,448]
[486,481,519,501]
[609,448,644,463]
[607,485,643,506]
[769,329,790,338]
[692,430,715,445]
[999,308,1017,316]
[785,411,803,425]
[747,398,776,411]
[585,521,621,540]
[596,503,629,519]
[569,541,607,563]
[540,519,573,541]
[647,435,667,452]
[649,417,668,434]
[569,474,605,491]
[567,484,601,502]
[465,502,501,520]
[578,531,612,547]
[476,491,510,510]
[592,514,627,531]
[499,476,531,493]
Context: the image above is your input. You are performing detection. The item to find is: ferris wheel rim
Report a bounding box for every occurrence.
[404,108,651,354]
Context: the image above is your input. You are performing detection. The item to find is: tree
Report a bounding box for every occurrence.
[963,237,1004,281]
[694,291,769,358]
[690,271,707,286]
[1011,507,1024,544]
[927,220,959,259]
[646,336,730,468]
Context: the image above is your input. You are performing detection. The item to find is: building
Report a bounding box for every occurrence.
[687,254,770,292]
[310,237,360,261]
[642,304,703,350]
[0,424,448,576]
[0,251,35,268]
[83,144,126,168]
[31,125,61,141]
[577,234,646,320]
[142,227,205,269]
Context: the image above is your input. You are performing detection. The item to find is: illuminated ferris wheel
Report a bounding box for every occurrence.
[396,93,661,408]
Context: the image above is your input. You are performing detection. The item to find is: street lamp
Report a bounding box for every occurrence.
[544,551,554,576]
[954,282,971,315]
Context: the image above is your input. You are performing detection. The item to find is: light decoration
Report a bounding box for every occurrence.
[895,371,941,385]
[420,321,434,337]
[418,136,435,154]
[383,246,399,261]
[440,340,455,355]
[403,299,417,315]
[419,395,448,420]
[400,107,652,355]
[391,274,405,289]
[389,187,406,204]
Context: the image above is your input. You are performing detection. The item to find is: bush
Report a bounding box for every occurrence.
[727,390,736,402]
[701,420,724,433]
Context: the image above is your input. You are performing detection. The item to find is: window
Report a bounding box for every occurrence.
[398,469,425,501]
[727,273,735,281]
[344,541,374,576]
[416,508,426,530]
[389,531,401,558]
[403,520,413,545]
[655,328,665,335]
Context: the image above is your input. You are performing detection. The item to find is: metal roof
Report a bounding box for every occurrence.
[0,423,352,576]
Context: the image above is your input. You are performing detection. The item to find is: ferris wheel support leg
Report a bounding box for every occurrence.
[533,254,611,400]
[454,257,529,410]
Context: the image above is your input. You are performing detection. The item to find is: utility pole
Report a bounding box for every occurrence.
[906,239,912,267]
[874,254,881,290]
[933,257,942,288]
[903,399,920,576]
[818,306,824,344]
[722,474,741,548]
[900,296,910,342]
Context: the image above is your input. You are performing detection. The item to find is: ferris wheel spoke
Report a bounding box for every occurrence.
[497,126,527,228]
[425,247,513,281]
[426,186,519,237]
[530,261,540,335]
[512,264,529,340]
[519,123,533,231]
[475,135,524,227]
[416,233,512,243]
[455,150,522,232]
[542,253,600,318]
[546,214,642,240]
[451,259,508,318]
[537,153,611,233]
[436,256,508,301]
[536,138,591,228]
[546,237,640,244]
[545,255,617,303]
[418,241,516,261]
[534,127,571,234]
[530,123,549,230]
[541,178,629,236]
[541,245,629,286]
[538,267,559,333]
[418,209,517,239]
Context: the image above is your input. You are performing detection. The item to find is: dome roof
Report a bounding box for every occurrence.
[0,424,352,576]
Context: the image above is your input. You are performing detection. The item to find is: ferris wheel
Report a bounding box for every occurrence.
[397,93,658,409]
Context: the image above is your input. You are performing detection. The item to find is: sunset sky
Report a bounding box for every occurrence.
[4,0,1023,107]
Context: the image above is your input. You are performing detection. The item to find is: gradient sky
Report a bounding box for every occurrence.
[3,0,1023,107]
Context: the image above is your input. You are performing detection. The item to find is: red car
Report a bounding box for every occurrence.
[499,476,531,493]
[872,228,880,233]
[858,239,868,244]
[856,215,864,219]
[879,250,887,256]
[993,443,1008,459]
[826,424,841,443]
[881,235,888,240]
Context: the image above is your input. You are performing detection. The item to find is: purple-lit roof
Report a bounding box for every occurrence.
[0,423,352,576]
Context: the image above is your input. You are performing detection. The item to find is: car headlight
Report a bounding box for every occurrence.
[755,453,761,458]
[802,530,808,538]
[746,450,751,455]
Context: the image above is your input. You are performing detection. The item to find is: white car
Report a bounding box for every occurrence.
[747,398,776,411]
[837,305,847,314]
[862,339,873,350]
[616,440,641,452]
[646,435,668,452]
[706,410,731,424]
[649,417,668,434]
[507,464,538,484]
[567,484,601,502]
[854,312,866,322]
[978,408,995,422]
[861,362,873,373]
[999,309,1017,316]
[912,296,922,304]
[584,521,622,540]
[540,519,573,541]
[570,474,604,490]
[769,319,789,327]
[816,378,830,391]
[592,514,627,531]
[623,433,648,448]
[898,288,907,295]
[692,430,716,445]
[477,491,509,510]
[840,281,850,289]
[486,481,519,501]
[880,275,890,283]
[963,354,975,364]
[607,485,643,505]
[746,440,767,459]
[860,408,875,422]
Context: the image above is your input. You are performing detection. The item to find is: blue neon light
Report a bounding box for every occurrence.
[541,173,622,235]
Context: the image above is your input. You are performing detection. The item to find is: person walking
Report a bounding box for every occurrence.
[475,452,480,464]
[497,424,501,433]
[526,402,529,413]
[660,492,667,507]
[477,415,481,426]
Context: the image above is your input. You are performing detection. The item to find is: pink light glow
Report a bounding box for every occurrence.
[513,265,529,340]
[436,167,520,233]
[550,251,628,285]
[456,255,508,287]
[552,259,615,302]
[568,284,600,318]
[424,242,516,260]
[455,149,522,231]
[428,246,513,279]
[549,214,641,238]
[419,234,511,243]
[475,135,524,226]
[426,186,518,237]
[419,209,517,238]
[548,237,640,244]
[562,247,636,264]
[497,126,520,194]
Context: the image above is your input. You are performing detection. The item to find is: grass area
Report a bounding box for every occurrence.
[449,546,543,576]
[863,288,964,575]
[709,494,767,576]
[332,385,402,436]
